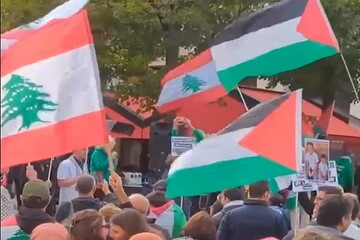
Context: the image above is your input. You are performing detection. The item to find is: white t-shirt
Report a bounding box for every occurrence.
[318,162,328,180]
[57,156,88,204]
[305,152,319,173]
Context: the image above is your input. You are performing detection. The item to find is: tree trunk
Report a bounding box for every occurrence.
[164,32,180,70]
[321,68,336,110]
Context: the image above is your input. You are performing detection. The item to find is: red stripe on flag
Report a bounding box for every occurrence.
[161,49,213,86]
[297,0,339,51]
[156,85,227,113]
[1,10,93,77]
[1,28,34,40]
[1,110,108,168]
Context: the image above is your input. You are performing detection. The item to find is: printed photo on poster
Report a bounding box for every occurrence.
[304,138,330,181]
[292,138,338,192]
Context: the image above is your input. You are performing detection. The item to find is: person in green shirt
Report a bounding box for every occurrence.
[335,155,354,193]
[90,136,116,183]
[171,117,206,143]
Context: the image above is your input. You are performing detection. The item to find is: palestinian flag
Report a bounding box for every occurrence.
[1,0,89,54]
[148,201,187,238]
[157,0,338,112]
[1,10,108,168]
[1,216,29,240]
[313,101,335,137]
[212,0,339,92]
[166,90,302,198]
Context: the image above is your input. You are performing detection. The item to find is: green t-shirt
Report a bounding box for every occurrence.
[90,148,110,182]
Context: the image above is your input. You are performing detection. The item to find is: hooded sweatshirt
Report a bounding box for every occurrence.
[55,193,119,226]
[1,207,54,240]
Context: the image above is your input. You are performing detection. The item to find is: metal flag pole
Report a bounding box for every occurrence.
[47,158,54,181]
[340,53,359,101]
[236,85,249,111]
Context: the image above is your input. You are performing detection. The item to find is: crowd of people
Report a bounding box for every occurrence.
[1,147,360,240]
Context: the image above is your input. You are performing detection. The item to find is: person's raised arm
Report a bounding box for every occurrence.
[109,170,128,204]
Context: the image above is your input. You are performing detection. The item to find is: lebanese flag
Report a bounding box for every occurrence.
[157,0,339,113]
[1,0,89,54]
[1,10,108,168]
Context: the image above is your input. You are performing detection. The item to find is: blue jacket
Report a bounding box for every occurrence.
[217,199,289,240]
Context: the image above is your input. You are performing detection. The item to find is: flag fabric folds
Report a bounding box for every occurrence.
[166,90,303,198]
[1,10,108,168]
[156,0,339,113]
[1,0,89,54]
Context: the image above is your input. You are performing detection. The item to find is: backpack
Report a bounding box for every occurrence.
[61,200,75,229]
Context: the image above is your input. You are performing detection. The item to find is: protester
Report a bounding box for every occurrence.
[147,189,186,238]
[175,211,216,240]
[90,136,116,183]
[212,187,245,228]
[1,180,54,238]
[129,232,163,240]
[336,155,354,193]
[210,200,223,217]
[31,222,68,240]
[293,229,340,240]
[128,193,171,240]
[217,180,288,240]
[269,193,291,231]
[55,174,120,228]
[298,185,343,219]
[343,193,360,239]
[69,209,109,240]
[57,149,88,204]
[284,194,355,240]
[99,203,122,223]
[109,209,150,240]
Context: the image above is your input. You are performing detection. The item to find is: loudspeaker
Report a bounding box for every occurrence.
[148,121,173,170]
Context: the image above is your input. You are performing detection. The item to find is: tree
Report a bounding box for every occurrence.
[269,0,360,106]
[182,75,206,94]
[1,74,57,131]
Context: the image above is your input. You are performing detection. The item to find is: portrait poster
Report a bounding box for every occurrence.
[292,138,338,192]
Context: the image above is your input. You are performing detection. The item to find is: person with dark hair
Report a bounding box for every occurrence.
[55,174,120,228]
[212,187,245,228]
[318,154,329,181]
[1,180,54,239]
[298,185,343,219]
[284,194,354,240]
[109,209,150,240]
[269,194,291,231]
[343,193,360,239]
[217,181,288,240]
[70,209,109,240]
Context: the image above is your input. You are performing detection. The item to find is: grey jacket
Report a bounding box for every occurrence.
[212,200,243,228]
[283,225,356,240]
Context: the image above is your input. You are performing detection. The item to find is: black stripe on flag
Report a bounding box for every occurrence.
[211,0,308,46]
[218,93,291,135]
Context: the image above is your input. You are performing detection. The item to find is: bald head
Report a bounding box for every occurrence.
[129,233,162,240]
[128,194,149,215]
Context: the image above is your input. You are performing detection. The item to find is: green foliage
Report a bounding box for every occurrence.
[1,74,57,131]
[269,0,360,105]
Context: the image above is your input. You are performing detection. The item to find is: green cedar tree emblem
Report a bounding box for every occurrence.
[182,74,206,94]
[1,74,57,131]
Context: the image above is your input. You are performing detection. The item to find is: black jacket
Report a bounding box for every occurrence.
[217,199,289,240]
[16,207,54,234]
[212,200,243,228]
[54,193,119,222]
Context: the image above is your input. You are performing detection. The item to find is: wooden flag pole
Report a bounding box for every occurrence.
[340,53,359,101]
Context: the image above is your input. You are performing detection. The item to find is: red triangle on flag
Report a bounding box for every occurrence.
[297,0,339,51]
[239,92,298,170]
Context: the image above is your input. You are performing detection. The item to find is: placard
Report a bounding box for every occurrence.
[292,138,338,192]
[171,136,194,157]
